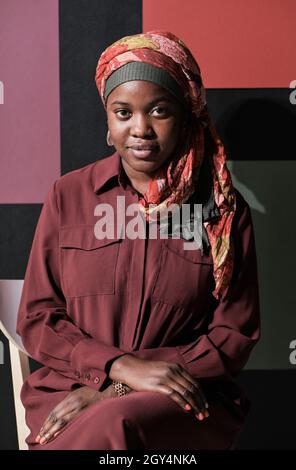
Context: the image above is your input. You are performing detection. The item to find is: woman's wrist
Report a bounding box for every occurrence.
[109,353,137,382]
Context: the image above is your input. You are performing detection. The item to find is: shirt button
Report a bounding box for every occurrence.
[75,370,81,378]
[85,373,91,380]
[93,377,100,384]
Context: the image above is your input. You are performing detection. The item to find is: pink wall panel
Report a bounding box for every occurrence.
[0,0,60,203]
[143,0,295,88]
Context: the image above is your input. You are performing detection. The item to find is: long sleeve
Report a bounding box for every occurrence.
[132,192,261,383]
[16,181,128,391]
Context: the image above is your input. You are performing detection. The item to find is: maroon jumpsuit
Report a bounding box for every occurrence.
[17,150,260,450]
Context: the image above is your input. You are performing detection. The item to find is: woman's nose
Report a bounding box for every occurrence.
[130,114,153,137]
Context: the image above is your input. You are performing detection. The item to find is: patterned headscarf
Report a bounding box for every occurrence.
[95,30,237,300]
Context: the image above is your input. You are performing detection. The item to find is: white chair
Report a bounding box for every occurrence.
[0,279,30,450]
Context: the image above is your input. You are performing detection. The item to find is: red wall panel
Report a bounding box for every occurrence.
[143,0,295,88]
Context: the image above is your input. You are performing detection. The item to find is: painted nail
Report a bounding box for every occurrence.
[39,437,46,445]
[184,404,191,411]
[35,435,41,443]
[196,413,204,420]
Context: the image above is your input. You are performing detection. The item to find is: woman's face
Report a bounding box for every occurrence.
[105,80,187,177]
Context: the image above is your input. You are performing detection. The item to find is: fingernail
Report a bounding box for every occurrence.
[35,435,41,443]
[39,437,46,445]
[184,404,191,411]
[196,413,204,420]
[205,402,209,409]
[204,410,209,418]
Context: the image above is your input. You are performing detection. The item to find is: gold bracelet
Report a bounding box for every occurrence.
[112,380,128,397]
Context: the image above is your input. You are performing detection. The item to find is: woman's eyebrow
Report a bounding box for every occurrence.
[110,96,172,106]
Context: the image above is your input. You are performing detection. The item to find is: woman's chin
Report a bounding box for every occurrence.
[133,160,166,176]
[127,155,164,172]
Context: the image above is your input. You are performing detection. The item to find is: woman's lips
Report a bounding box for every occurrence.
[128,147,159,158]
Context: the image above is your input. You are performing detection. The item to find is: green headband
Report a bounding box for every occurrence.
[104,61,187,107]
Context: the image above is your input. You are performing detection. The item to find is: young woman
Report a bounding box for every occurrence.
[17,30,260,450]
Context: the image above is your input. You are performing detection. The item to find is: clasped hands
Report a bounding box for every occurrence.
[35,354,209,445]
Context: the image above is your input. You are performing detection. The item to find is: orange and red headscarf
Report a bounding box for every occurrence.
[95,30,237,301]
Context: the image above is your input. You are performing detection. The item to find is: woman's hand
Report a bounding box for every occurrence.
[110,354,209,421]
[35,383,131,445]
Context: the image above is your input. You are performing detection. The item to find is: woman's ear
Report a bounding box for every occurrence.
[106,129,114,146]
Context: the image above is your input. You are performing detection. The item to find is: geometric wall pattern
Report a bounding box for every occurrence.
[1,0,295,449]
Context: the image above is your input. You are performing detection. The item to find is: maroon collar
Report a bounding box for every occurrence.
[92,150,128,193]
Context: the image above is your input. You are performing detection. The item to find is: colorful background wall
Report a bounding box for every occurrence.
[0,0,295,449]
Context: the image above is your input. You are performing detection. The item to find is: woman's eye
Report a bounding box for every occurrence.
[115,110,130,118]
[152,107,168,116]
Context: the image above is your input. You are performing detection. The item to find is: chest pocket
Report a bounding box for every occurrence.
[59,225,121,297]
[151,237,214,308]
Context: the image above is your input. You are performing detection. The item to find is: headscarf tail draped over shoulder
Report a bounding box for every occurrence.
[95,30,237,301]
